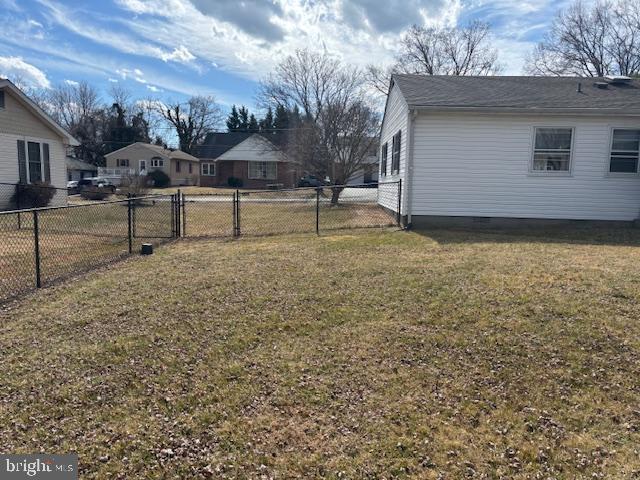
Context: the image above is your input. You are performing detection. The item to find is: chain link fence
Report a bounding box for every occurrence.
[0,194,178,303]
[183,182,402,238]
[0,182,401,304]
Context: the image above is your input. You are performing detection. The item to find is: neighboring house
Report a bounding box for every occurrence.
[66,156,97,182]
[102,142,200,186]
[379,74,640,225]
[0,79,79,208]
[195,132,301,188]
[347,140,379,185]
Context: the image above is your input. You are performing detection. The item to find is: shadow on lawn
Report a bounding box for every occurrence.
[412,224,640,247]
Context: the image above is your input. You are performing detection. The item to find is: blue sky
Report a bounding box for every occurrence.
[0,0,570,113]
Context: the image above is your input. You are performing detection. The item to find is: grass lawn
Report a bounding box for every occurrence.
[1,228,640,478]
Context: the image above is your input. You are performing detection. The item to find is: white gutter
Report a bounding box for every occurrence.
[409,105,640,117]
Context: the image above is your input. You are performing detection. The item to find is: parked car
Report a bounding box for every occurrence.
[77,177,116,194]
[297,175,328,188]
[67,180,79,194]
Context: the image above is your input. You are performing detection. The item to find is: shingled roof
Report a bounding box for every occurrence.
[392,75,640,113]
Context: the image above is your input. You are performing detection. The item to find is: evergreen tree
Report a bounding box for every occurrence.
[259,107,274,133]
[273,104,289,131]
[248,114,259,132]
[226,105,241,132]
[238,106,249,131]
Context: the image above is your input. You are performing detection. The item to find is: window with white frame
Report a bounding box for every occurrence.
[17,140,50,184]
[532,127,573,172]
[201,163,215,176]
[117,158,129,167]
[150,157,164,168]
[609,129,640,173]
[248,161,277,180]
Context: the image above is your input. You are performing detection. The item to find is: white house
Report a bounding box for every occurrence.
[379,74,640,226]
[0,79,78,208]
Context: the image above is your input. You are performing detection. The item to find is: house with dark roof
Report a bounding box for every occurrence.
[195,132,301,188]
[103,142,200,186]
[379,74,640,225]
[66,156,97,182]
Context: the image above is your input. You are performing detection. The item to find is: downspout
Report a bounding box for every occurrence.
[405,108,417,227]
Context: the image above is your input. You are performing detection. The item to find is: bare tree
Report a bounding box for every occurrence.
[158,96,222,154]
[259,49,380,203]
[526,0,640,76]
[366,21,502,96]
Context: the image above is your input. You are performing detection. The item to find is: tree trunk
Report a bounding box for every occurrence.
[330,186,344,205]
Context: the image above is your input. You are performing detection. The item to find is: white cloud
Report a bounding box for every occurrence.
[146,85,162,92]
[0,56,51,88]
[108,78,119,83]
[161,45,196,63]
[64,79,79,86]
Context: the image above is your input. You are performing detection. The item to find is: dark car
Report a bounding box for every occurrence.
[297,175,327,188]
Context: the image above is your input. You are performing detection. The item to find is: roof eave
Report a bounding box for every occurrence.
[408,105,640,116]
[0,79,80,145]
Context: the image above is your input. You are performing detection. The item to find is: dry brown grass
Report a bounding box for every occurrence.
[2,228,640,478]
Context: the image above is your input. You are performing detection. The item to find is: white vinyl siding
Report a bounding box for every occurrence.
[0,133,67,208]
[378,83,408,212]
[409,113,640,221]
[249,161,276,180]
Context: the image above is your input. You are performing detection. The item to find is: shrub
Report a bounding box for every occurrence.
[119,174,152,198]
[12,182,56,209]
[148,170,170,188]
[80,186,111,201]
[228,177,243,188]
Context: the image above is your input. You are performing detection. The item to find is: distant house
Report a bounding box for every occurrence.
[0,78,78,208]
[66,156,97,182]
[102,142,200,186]
[347,140,379,185]
[195,133,301,188]
[379,74,640,226]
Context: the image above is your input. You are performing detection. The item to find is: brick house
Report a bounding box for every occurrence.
[195,132,301,188]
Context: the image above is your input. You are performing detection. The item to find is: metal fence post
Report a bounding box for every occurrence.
[235,189,241,237]
[16,184,21,229]
[316,187,320,235]
[232,191,237,237]
[170,194,176,238]
[127,194,133,254]
[33,209,41,288]
[397,179,402,227]
[181,191,186,237]
[176,189,182,238]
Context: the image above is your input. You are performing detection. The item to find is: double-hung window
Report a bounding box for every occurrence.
[609,129,640,173]
[248,161,276,180]
[201,163,215,176]
[117,159,129,167]
[17,140,50,184]
[532,127,573,172]
[151,157,164,168]
[391,130,401,174]
[380,143,388,177]
[0,90,5,109]
[176,160,181,173]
